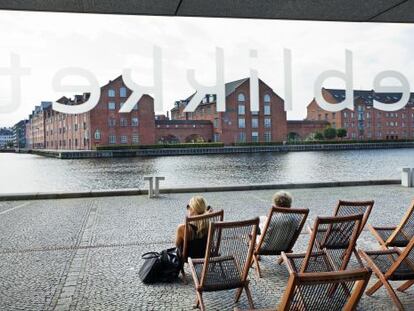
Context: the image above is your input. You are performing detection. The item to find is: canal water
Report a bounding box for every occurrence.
[1,148,413,194]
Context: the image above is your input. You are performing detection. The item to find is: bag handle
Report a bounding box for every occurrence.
[142,252,160,259]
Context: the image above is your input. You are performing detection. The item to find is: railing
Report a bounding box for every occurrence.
[27,141,414,159]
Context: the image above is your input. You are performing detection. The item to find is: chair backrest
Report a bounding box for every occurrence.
[256,207,309,255]
[278,268,372,311]
[183,210,224,262]
[301,214,363,273]
[389,199,414,244]
[334,200,374,235]
[199,218,259,288]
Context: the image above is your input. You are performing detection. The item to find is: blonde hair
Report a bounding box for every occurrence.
[188,196,209,238]
[272,191,292,208]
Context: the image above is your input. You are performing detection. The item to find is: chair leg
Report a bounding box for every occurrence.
[397,280,414,292]
[235,287,243,303]
[381,279,405,311]
[277,256,283,265]
[253,255,262,278]
[366,280,384,296]
[195,291,205,311]
[244,285,255,309]
[181,267,188,284]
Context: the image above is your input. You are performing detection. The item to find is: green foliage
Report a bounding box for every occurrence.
[314,132,324,140]
[323,127,337,140]
[336,128,347,138]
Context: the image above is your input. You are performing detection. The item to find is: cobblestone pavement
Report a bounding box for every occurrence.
[1,185,414,310]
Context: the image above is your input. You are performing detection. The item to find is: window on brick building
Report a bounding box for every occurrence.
[264,118,271,128]
[120,118,128,127]
[120,87,127,97]
[343,111,347,118]
[252,117,258,129]
[252,132,259,142]
[108,102,116,110]
[264,104,271,115]
[121,135,128,144]
[238,104,245,115]
[108,118,116,127]
[238,132,246,142]
[238,118,245,128]
[94,130,101,140]
[75,138,78,146]
[264,131,272,142]
[264,94,271,103]
[214,133,220,142]
[131,117,139,126]
[109,135,116,144]
[237,93,245,102]
[132,134,139,144]
[108,89,115,97]
[74,124,78,131]
[213,118,219,129]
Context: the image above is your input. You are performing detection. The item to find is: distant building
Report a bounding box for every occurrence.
[13,120,28,148]
[0,127,14,148]
[307,88,414,140]
[287,120,330,140]
[170,78,288,144]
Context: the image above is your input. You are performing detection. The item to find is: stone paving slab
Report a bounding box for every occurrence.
[1,185,414,310]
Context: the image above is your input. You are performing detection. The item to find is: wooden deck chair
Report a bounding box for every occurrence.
[181,210,224,283]
[188,218,259,311]
[359,236,414,311]
[283,214,363,274]
[310,200,374,267]
[235,268,372,311]
[253,207,309,278]
[368,199,414,249]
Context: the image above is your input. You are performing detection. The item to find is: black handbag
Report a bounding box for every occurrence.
[139,247,183,284]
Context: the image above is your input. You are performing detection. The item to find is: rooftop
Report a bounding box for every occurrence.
[1,184,414,310]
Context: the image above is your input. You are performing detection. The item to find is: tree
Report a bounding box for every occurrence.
[314,132,324,140]
[336,128,347,139]
[323,127,337,140]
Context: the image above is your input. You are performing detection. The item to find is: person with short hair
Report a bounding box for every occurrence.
[258,191,295,244]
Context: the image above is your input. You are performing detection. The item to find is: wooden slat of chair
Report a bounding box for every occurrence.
[235,268,372,311]
[253,207,309,278]
[182,209,224,284]
[359,235,414,311]
[188,218,259,311]
[368,199,414,248]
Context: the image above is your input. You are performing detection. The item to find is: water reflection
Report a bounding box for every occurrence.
[0,148,413,193]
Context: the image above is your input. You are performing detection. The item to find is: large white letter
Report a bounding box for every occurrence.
[373,71,410,111]
[283,48,293,111]
[249,49,259,112]
[184,47,225,112]
[314,50,354,112]
[0,53,31,113]
[120,46,163,113]
[52,67,100,114]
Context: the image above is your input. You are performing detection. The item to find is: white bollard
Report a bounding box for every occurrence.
[144,176,154,198]
[154,176,165,197]
[401,168,412,187]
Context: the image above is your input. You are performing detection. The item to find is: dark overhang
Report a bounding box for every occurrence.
[0,0,413,23]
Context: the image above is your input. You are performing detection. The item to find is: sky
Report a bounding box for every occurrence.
[0,10,414,127]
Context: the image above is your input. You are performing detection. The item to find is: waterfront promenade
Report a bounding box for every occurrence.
[1,185,414,310]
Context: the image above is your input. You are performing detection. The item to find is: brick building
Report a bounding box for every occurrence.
[22,75,297,150]
[171,78,288,144]
[307,88,414,140]
[13,120,28,148]
[287,120,330,140]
